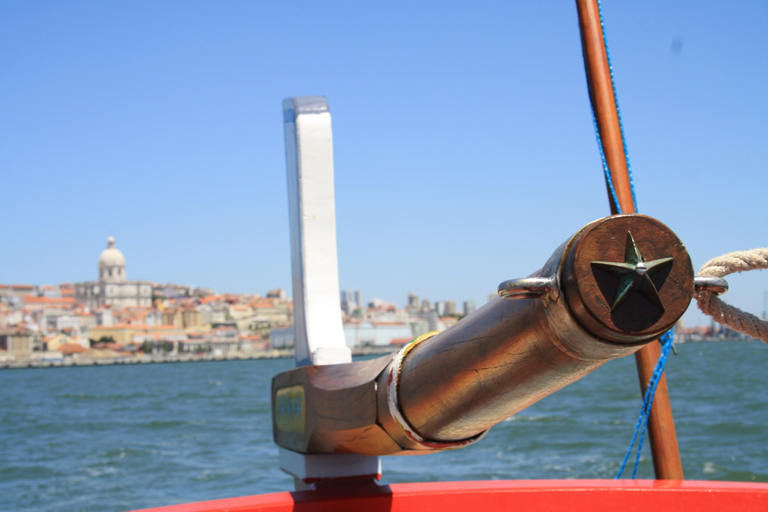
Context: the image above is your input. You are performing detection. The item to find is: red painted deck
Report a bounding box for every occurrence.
[134,479,768,512]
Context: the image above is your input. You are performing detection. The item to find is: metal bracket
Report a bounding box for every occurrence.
[498,277,558,301]
[693,276,728,295]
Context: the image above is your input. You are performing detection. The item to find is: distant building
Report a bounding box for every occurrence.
[427,311,441,332]
[153,284,193,300]
[0,326,33,360]
[75,237,153,310]
[267,289,287,300]
[409,318,430,338]
[340,290,362,316]
[90,324,181,345]
[270,325,294,349]
[55,315,82,336]
[96,308,114,326]
[43,333,77,351]
[0,284,36,300]
[343,321,412,348]
[463,300,476,316]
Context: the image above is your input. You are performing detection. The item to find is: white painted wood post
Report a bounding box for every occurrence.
[280,96,380,487]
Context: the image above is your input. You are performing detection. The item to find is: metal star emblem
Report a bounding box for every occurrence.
[591,231,673,312]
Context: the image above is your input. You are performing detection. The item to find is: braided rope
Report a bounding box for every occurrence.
[695,248,768,343]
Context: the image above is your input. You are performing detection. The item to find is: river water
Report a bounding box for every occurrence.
[2,341,766,511]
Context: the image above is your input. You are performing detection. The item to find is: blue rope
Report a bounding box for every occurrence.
[615,330,675,479]
[589,0,639,213]
[587,1,672,480]
[590,113,622,213]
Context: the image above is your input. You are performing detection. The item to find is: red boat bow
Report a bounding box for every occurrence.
[136,480,768,512]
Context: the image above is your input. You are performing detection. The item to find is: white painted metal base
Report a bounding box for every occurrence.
[279,448,382,489]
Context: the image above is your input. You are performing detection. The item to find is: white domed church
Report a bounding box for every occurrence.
[75,237,153,310]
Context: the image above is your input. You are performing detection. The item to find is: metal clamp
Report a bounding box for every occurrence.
[693,276,728,295]
[498,276,558,300]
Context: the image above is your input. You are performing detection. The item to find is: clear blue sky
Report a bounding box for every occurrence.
[1,1,766,327]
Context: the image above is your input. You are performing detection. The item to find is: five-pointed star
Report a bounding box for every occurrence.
[590,231,673,312]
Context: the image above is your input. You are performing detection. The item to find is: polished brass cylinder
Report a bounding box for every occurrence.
[389,214,693,443]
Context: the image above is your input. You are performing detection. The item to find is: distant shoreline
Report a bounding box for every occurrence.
[0,346,398,370]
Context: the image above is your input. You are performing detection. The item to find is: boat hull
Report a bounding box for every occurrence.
[133,479,768,511]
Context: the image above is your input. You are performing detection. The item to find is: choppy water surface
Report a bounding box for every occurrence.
[1,341,766,511]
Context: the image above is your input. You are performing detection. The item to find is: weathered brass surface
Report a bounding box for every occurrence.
[563,215,694,343]
[391,214,692,443]
[272,356,401,455]
[272,214,695,454]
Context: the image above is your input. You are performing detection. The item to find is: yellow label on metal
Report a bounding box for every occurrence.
[275,385,305,433]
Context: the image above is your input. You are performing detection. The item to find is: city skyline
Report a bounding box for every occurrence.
[2,2,766,327]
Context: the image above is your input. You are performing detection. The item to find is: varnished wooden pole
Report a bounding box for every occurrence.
[575,0,684,480]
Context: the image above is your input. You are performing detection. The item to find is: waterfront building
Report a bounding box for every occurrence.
[270,325,294,349]
[90,323,181,345]
[0,326,33,360]
[343,321,412,347]
[43,333,77,351]
[75,237,153,310]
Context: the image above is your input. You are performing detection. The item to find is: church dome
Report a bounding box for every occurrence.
[98,236,127,283]
[99,236,126,268]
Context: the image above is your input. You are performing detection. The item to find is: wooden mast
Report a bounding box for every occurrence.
[575,0,684,479]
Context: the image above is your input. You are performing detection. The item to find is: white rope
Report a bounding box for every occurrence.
[695,248,768,343]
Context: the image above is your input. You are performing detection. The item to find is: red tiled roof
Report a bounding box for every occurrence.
[22,295,75,304]
[58,343,87,354]
[94,324,176,330]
